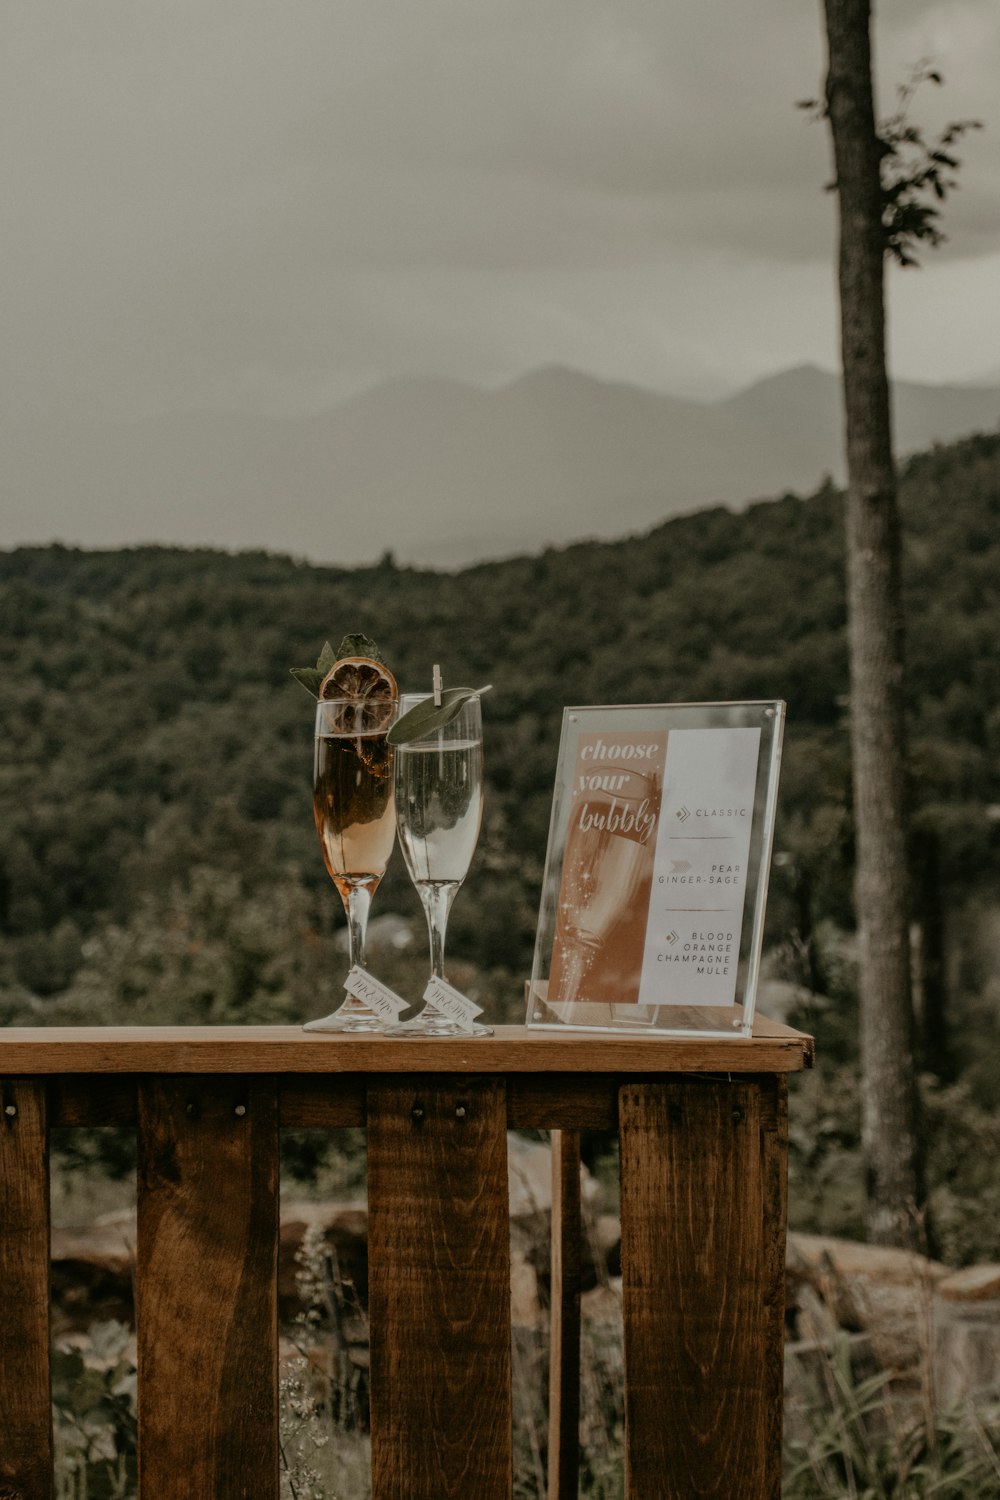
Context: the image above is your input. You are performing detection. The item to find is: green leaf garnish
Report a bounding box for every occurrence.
[290,667,325,697]
[316,640,338,675]
[387,685,492,745]
[335,633,385,664]
[290,634,387,697]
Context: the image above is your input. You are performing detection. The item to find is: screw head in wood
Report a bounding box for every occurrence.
[455,1103,467,1120]
[3,1104,16,1118]
[235,1104,247,1117]
[411,1102,425,1122]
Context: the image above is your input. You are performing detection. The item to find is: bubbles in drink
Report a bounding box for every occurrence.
[313,731,396,895]
[395,738,483,884]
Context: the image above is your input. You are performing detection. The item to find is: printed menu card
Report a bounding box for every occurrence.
[542,705,782,1017]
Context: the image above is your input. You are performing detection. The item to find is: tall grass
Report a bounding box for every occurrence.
[48,1225,1000,1500]
[784,1333,1000,1498]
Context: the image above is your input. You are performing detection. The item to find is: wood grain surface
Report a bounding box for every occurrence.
[547,1130,582,1500]
[619,1078,786,1500]
[761,1078,790,1472]
[43,1069,785,1132]
[0,1080,53,1500]
[136,1077,279,1499]
[48,1074,136,1126]
[0,1020,814,1076]
[367,1076,513,1500]
[1,1042,800,1498]
[45,1071,621,1130]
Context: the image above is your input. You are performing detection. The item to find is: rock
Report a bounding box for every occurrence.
[506,1132,598,1219]
[933,1264,1000,1406]
[937,1264,1000,1302]
[934,1297,1000,1406]
[51,1210,137,1335]
[787,1232,949,1288]
[53,1209,136,1266]
[581,1279,623,1329]
[785,1232,948,1378]
[590,1214,622,1278]
[279,1201,369,1317]
[510,1249,541,1327]
[50,1201,371,1331]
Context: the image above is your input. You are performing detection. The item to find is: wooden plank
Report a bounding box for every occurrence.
[619,1078,784,1500]
[547,1130,581,1500]
[761,1078,789,1476]
[49,1074,136,1126]
[509,1072,781,1132]
[0,1079,53,1499]
[282,1073,616,1131]
[367,1076,513,1500]
[0,1020,815,1076]
[42,1071,774,1134]
[136,1077,279,1500]
[46,1070,617,1131]
[508,1074,618,1130]
[279,1075,366,1127]
[47,1074,369,1128]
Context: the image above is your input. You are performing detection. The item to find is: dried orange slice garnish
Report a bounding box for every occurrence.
[319,654,398,734]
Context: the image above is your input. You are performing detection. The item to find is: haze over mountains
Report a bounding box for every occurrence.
[4,364,998,568]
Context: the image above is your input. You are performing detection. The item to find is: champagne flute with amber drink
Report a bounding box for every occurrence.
[299,647,398,1032]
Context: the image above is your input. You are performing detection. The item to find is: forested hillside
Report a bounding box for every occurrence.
[2,433,1000,1250]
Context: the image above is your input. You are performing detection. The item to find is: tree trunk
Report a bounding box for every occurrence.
[821,0,925,1248]
[912,826,951,1079]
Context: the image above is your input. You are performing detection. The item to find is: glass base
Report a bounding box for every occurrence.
[387,1011,492,1038]
[302,997,385,1033]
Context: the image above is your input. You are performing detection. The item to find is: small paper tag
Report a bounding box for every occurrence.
[422,976,483,1032]
[344,966,409,1024]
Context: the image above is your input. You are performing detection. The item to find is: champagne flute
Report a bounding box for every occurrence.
[393,692,488,1035]
[304,695,398,1032]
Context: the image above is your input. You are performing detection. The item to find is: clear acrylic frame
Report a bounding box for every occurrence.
[526,701,785,1039]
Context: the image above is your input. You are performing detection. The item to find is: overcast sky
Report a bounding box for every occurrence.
[2,0,998,430]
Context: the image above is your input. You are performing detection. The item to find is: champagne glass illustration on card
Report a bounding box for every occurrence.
[550,765,659,1006]
[389,685,489,1036]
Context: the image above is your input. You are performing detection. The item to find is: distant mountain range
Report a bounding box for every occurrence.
[3,364,998,567]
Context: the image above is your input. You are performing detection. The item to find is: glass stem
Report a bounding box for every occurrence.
[420,881,458,981]
[343,879,375,971]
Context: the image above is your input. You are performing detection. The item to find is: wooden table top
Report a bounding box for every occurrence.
[0,1017,813,1075]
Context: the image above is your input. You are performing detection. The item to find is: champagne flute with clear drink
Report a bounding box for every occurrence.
[392,691,489,1035]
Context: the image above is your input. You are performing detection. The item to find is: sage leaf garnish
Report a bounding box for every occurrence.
[387,685,492,746]
[336,633,385,664]
[316,640,338,675]
[290,666,325,697]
